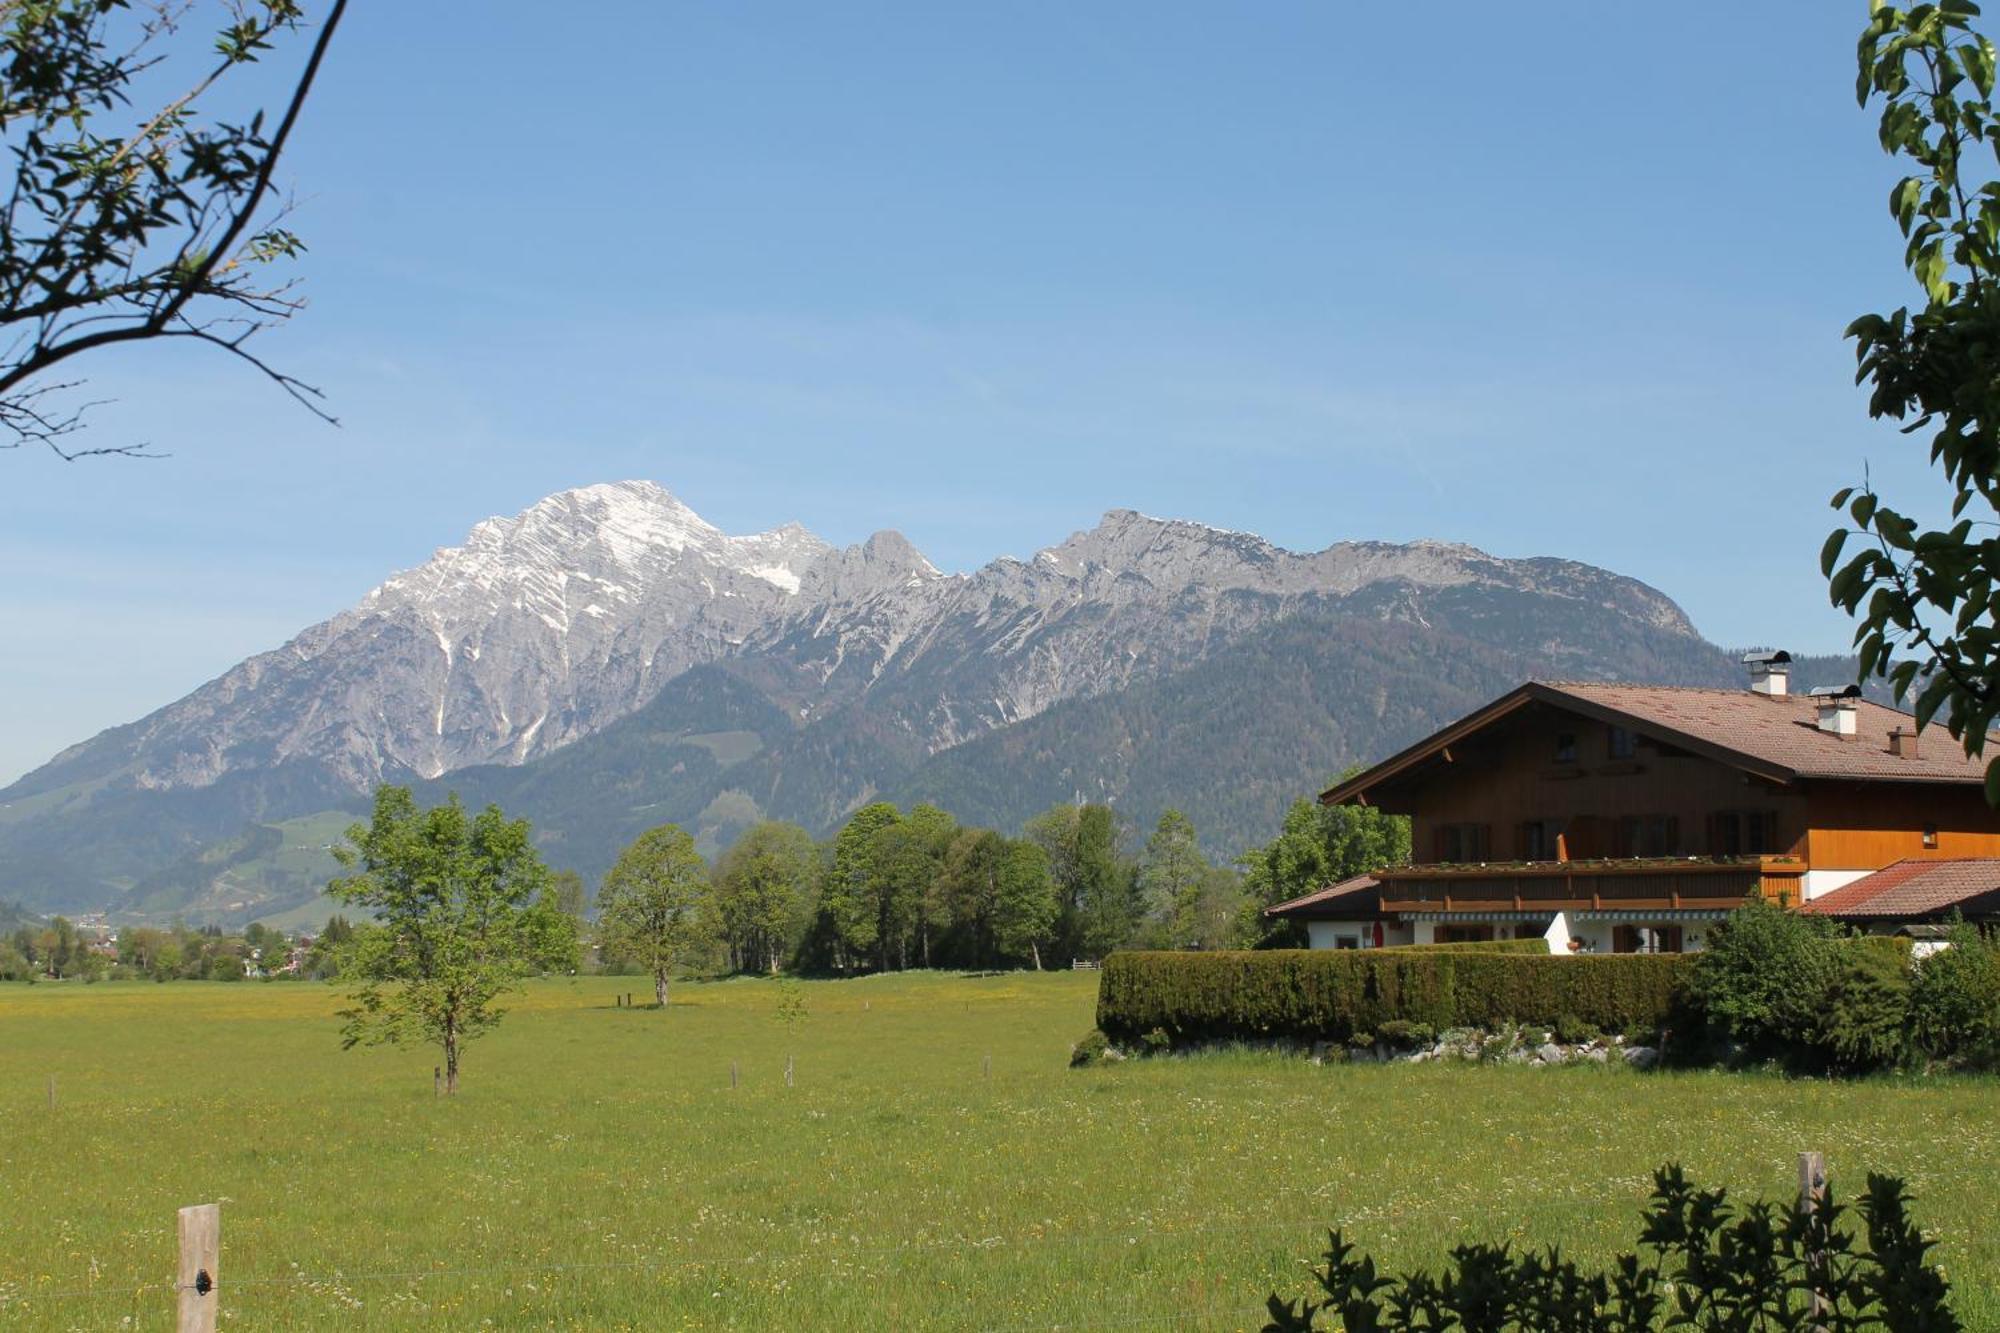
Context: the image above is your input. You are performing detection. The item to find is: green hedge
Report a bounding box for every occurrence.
[1388,938,1551,955]
[1095,949,1692,1045]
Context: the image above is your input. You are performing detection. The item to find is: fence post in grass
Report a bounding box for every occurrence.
[176,1202,219,1333]
[785,1054,794,1088]
[1798,1150,1828,1325]
[433,1066,441,1098]
[983,1053,991,1081]
[46,1074,55,1111]
[730,1060,738,1089]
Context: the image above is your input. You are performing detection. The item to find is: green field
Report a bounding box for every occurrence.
[2,972,1998,1330]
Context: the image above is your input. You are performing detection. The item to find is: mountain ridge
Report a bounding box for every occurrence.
[0,480,1837,921]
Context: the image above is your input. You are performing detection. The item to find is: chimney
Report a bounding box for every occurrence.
[1743,649,1791,696]
[1890,725,1920,759]
[1811,684,1861,738]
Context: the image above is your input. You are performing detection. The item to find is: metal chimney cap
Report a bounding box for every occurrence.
[1742,650,1793,666]
[1808,684,1862,700]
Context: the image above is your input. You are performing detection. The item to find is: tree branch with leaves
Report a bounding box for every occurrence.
[1827,1,2000,798]
[0,0,346,459]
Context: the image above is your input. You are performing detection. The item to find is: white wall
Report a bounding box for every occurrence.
[1801,869,1872,902]
[1304,920,1414,949]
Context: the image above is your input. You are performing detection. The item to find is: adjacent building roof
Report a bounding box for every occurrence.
[1804,858,2000,921]
[1263,873,1388,920]
[1322,681,1995,806]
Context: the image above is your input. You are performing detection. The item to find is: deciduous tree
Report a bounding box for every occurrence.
[329,786,553,1094]
[597,824,718,1006]
[714,820,817,973]
[1826,3,2000,793]
[1,0,348,458]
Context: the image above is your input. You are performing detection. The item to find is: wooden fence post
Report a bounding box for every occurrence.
[785,1054,794,1087]
[983,1053,991,1080]
[46,1074,55,1111]
[1798,1150,1828,1324]
[176,1202,219,1333]
[730,1060,738,1089]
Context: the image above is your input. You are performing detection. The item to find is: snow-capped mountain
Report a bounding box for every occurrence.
[0,480,1749,918]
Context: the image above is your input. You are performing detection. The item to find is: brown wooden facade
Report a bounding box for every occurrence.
[1337,694,2000,918]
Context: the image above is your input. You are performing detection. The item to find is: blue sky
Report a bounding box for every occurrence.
[0,3,1950,784]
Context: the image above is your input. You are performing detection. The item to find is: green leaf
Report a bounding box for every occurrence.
[1821,529,1851,577]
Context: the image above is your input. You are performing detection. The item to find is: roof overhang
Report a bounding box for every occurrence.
[1318,681,1798,808]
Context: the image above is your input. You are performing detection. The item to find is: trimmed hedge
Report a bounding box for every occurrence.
[1389,938,1551,956]
[1095,949,1691,1046]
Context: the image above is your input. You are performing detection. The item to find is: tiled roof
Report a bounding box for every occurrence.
[1804,858,2000,919]
[1264,873,1386,919]
[1323,681,1997,806]
[1543,683,1992,784]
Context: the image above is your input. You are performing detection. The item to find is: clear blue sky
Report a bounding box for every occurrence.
[0,2,1948,784]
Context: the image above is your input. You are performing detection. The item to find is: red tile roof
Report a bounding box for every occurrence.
[1323,681,1996,806]
[1804,859,2000,920]
[1264,873,1387,920]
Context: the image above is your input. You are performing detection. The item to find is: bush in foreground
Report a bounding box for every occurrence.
[1265,1165,1959,1332]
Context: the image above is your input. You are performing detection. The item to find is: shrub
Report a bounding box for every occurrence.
[1068,1029,1110,1067]
[1814,942,1914,1072]
[1552,1012,1599,1046]
[1266,1165,1961,1332]
[1376,1019,1434,1049]
[1687,897,1845,1054]
[1911,923,2000,1064]
[1094,950,1689,1047]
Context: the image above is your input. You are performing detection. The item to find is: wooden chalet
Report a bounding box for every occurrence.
[1268,654,2000,953]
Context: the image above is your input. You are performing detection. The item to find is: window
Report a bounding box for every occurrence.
[1616,814,1679,858]
[1518,819,1559,860]
[1924,823,1940,850]
[1709,811,1777,857]
[1608,725,1636,759]
[1613,924,1685,954]
[1434,822,1491,862]
[1436,924,1496,944]
[1554,732,1577,763]
[1334,935,1360,950]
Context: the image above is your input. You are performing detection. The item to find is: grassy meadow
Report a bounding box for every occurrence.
[2,971,1999,1330]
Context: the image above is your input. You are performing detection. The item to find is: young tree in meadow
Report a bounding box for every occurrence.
[597,824,718,1006]
[329,786,553,1094]
[1138,809,1206,948]
[715,820,818,973]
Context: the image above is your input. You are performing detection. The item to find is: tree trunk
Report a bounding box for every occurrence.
[443,1019,460,1095]
[1031,940,1042,971]
[654,968,669,1007]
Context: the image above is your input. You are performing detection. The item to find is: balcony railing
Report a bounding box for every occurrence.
[1374,856,1805,914]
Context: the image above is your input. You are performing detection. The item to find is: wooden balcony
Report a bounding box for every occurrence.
[1374,856,1806,915]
